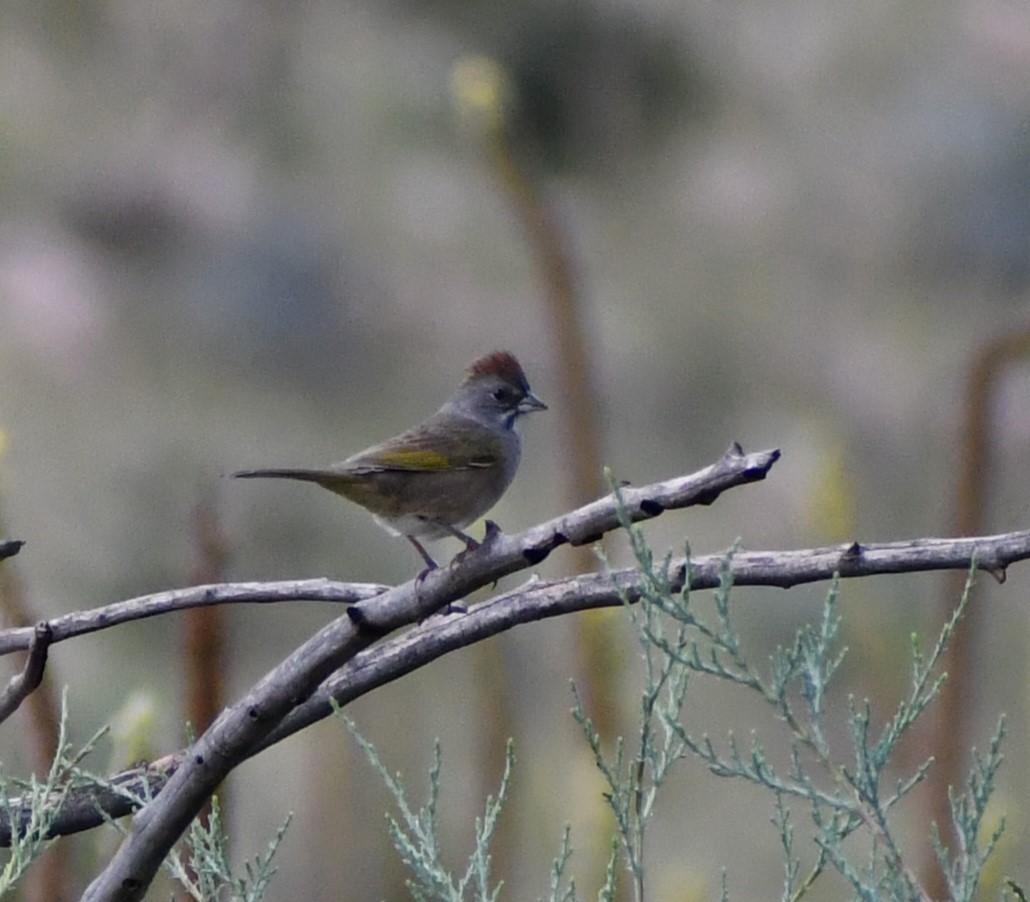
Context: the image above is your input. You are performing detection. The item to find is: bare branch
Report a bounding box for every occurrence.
[0,623,53,727]
[80,445,780,900]
[0,580,390,657]
[47,448,1030,900]
[263,528,1030,747]
[18,525,1030,851]
[0,443,778,658]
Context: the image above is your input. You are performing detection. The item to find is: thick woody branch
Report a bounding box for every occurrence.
[14,525,1030,850]
[263,528,1030,745]
[81,444,779,900]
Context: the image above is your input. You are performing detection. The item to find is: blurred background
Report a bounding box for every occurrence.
[2,0,1030,897]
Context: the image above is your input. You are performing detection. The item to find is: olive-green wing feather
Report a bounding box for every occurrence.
[345,416,503,472]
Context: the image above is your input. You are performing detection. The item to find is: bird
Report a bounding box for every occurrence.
[234,351,547,572]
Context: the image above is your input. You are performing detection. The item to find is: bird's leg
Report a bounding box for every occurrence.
[408,533,468,615]
[407,536,439,584]
[407,535,439,567]
[437,522,480,558]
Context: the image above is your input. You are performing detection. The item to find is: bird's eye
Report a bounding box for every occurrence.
[492,386,514,403]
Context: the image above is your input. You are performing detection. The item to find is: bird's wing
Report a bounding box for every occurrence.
[344,418,501,473]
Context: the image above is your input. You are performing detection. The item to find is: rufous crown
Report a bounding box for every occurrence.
[464,351,528,386]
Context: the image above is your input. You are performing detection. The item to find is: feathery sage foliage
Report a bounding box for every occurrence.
[339,707,514,902]
[337,489,1023,900]
[545,823,619,902]
[0,692,290,900]
[572,517,693,902]
[0,688,107,894]
[339,708,616,902]
[162,795,292,901]
[86,724,292,900]
[591,481,1016,900]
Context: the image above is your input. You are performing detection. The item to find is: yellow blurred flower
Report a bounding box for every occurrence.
[450,55,513,137]
[110,690,158,767]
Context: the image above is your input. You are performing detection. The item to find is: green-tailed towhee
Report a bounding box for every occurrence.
[234,351,546,571]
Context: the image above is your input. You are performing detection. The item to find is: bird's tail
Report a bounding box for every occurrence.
[233,468,333,484]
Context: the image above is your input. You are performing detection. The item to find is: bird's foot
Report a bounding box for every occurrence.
[450,520,504,566]
[442,602,468,615]
[414,561,438,588]
[451,539,480,566]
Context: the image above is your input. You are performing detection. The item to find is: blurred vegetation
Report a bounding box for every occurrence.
[1,0,1030,896]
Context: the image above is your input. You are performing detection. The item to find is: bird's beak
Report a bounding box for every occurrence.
[519,391,548,414]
